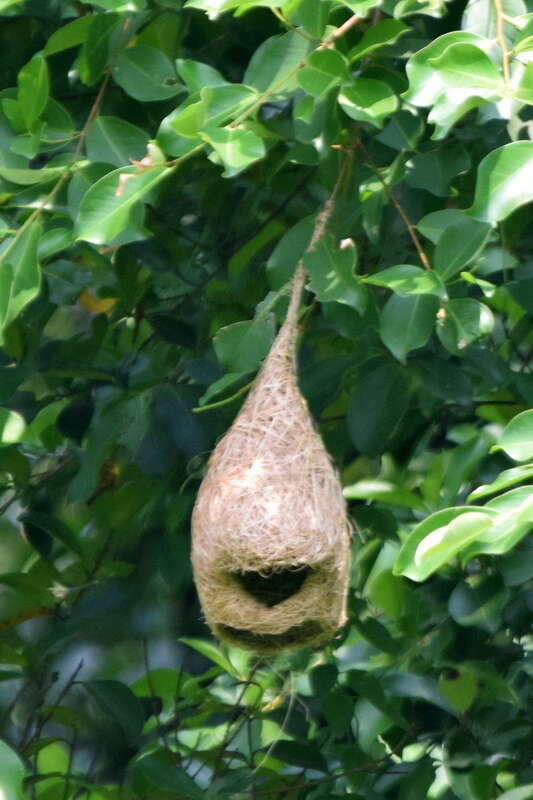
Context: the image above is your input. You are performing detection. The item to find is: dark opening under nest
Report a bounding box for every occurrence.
[233,566,313,607]
[217,620,323,652]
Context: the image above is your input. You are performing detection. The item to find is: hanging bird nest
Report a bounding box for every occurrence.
[191,261,351,654]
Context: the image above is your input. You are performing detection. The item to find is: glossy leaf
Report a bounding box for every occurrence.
[338,79,398,128]
[349,19,409,62]
[394,506,495,576]
[213,317,274,372]
[0,221,41,344]
[380,293,438,363]
[364,264,445,297]
[0,739,25,800]
[86,116,149,167]
[297,49,348,97]
[181,637,238,677]
[75,165,169,244]
[498,410,533,461]
[448,576,510,633]
[434,216,491,280]
[243,31,312,96]
[348,363,410,455]
[112,45,183,101]
[202,125,266,177]
[468,464,533,500]
[43,14,94,55]
[437,298,494,353]
[17,54,49,129]
[79,13,119,85]
[304,238,365,311]
[132,750,204,799]
[467,142,533,223]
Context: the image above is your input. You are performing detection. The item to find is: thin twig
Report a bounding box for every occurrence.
[358,139,431,270]
[320,13,362,48]
[493,0,510,84]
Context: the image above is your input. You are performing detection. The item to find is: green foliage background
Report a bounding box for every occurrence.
[0,0,533,797]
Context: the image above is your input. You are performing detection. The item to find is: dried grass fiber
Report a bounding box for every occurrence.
[191,264,351,653]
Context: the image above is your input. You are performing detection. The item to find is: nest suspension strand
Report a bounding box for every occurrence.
[191,255,352,654]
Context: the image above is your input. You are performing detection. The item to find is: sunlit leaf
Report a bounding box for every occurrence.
[75,165,170,244]
[467,141,533,222]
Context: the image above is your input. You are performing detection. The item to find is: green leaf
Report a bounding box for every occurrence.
[84,680,145,743]
[460,489,533,561]
[467,141,533,223]
[498,787,533,800]
[132,750,204,799]
[176,59,228,92]
[364,540,404,618]
[349,19,409,62]
[438,667,478,713]
[338,79,398,128]
[79,13,119,86]
[266,216,314,288]
[354,697,394,754]
[428,88,493,140]
[297,0,330,38]
[417,209,470,244]
[384,673,454,714]
[297,49,348,97]
[363,264,445,297]
[43,14,95,55]
[213,317,274,373]
[18,512,83,557]
[405,32,491,106]
[75,165,169,244]
[243,31,312,96]
[0,165,65,185]
[397,511,493,581]
[309,663,338,697]
[86,116,149,167]
[498,410,533,461]
[112,45,183,101]
[202,125,265,177]
[269,740,328,772]
[304,238,366,311]
[0,739,25,800]
[321,688,355,736]
[434,216,491,280]
[0,221,42,344]
[428,43,502,89]
[344,479,424,509]
[0,409,26,444]
[167,85,257,140]
[394,507,495,578]
[448,576,510,633]
[468,464,533,500]
[184,0,280,18]
[347,363,410,456]
[437,298,494,354]
[17,54,49,129]
[38,229,74,260]
[380,293,438,363]
[181,637,238,677]
[405,142,470,197]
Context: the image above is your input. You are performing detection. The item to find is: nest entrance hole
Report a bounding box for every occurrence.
[233,565,313,607]
[218,620,322,652]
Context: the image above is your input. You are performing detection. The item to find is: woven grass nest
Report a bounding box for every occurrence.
[191,265,351,653]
